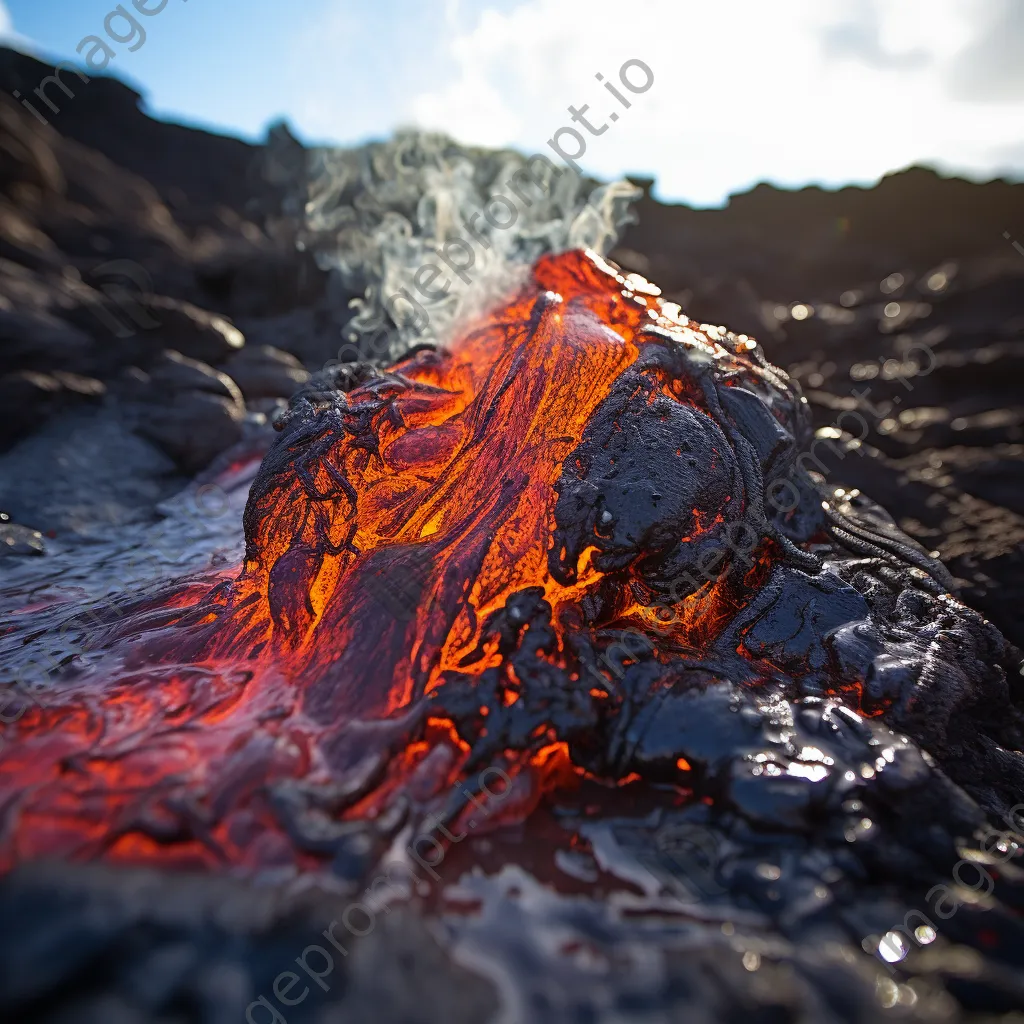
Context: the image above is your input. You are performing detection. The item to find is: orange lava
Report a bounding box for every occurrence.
[0,250,765,874]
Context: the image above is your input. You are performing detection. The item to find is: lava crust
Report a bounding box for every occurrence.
[0,249,1021,886]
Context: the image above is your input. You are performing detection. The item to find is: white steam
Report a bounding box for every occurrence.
[280,129,641,361]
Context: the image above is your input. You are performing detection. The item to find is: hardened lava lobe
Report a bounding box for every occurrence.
[0,249,1020,874]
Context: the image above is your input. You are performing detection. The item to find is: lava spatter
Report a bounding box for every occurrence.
[0,250,1016,876]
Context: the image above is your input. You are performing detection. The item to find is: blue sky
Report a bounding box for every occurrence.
[2,0,471,142]
[3,0,1023,206]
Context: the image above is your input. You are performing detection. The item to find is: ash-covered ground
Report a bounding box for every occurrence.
[1,47,1024,1024]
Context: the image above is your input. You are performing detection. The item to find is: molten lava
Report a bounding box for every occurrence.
[0,250,824,873]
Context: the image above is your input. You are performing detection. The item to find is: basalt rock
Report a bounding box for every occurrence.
[1,250,1023,1024]
[221,343,310,401]
[0,517,43,556]
[133,350,246,473]
[2,248,1020,869]
[1,44,1024,1024]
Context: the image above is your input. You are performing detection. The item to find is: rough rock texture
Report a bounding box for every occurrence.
[613,175,1024,648]
[0,46,345,483]
[133,350,247,474]
[1,46,1023,1024]
[223,343,310,401]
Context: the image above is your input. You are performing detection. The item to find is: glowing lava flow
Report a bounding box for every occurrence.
[0,250,799,873]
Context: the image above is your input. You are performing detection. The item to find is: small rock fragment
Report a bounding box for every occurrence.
[0,515,45,556]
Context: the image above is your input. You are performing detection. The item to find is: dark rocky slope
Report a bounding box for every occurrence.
[614,175,1024,649]
[2,48,1021,649]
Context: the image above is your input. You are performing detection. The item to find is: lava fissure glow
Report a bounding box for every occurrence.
[0,249,965,874]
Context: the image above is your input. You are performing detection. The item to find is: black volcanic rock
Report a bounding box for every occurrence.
[0,366,104,447]
[222,343,310,400]
[614,170,1024,648]
[0,48,330,290]
[133,350,246,473]
[0,45,1019,628]
[617,169,1024,319]
[0,515,43,555]
[1,44,1023,1024]
[0,46,348,456]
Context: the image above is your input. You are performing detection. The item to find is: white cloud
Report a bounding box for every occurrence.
[0,1,14,40]
[0,0,36,52]
[946,0,1024,102]
[405,0,1024,205]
